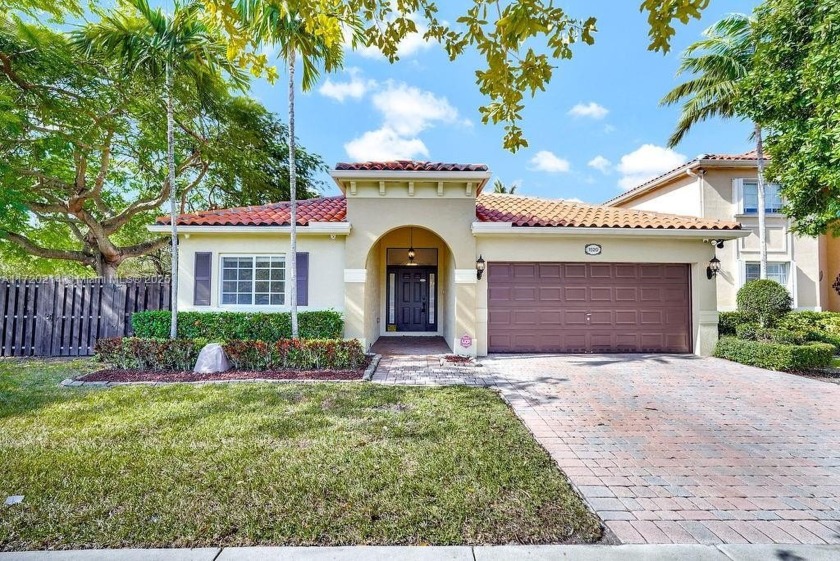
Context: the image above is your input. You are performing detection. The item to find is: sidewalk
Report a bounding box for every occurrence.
[2,545,839,561]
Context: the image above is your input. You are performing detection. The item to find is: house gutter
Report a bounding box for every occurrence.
[471,222,749,240]
[146,222,352,235]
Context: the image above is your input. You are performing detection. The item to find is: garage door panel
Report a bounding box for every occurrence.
[488,262,691,354]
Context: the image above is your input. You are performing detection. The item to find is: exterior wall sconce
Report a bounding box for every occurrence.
[706,256,721,279]
[832,273,840,296]
[476,255,486,280]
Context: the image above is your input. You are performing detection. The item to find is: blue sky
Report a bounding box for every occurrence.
[223,1,759,203]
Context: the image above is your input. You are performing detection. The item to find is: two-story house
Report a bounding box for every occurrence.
[606,151,840,312]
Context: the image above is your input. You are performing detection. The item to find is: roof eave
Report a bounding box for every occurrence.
[605,158,762,207]
[146,222,351,235]
[471,221,747,239]
[330,169,492,193]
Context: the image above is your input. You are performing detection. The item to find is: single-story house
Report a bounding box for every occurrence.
[149,161,748,357]
[605,151,840,313]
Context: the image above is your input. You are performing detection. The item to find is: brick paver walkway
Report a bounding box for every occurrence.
[372,353,840,545]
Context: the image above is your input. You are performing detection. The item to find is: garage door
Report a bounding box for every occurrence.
[487,262,691,353]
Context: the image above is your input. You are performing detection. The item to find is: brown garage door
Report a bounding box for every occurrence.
[487,262,691,353]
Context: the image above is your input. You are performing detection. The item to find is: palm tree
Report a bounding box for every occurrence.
[661,14,768,279]
[73,0,248,338]
[236,0,360,338]
[492,179,518,194]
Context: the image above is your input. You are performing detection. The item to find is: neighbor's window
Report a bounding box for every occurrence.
[742,180,783,214]
[745,262,790,287]
[221,255,285,305]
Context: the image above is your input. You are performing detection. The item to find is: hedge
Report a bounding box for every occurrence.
[131,310,343,340]
[713,337,834,372]
[719,311,750,336]
[94,338,207,371]
[95,337,366,372]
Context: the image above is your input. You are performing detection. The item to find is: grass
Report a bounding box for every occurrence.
[0,358,601,550]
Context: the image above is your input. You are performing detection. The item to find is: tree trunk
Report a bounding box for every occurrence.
[97,260,120,280]
[167,66,179,339]
[755,123,768,280]
[288,49,298,339]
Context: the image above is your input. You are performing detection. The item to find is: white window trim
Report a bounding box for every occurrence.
[732,178,785,217]
[738,259,798,308]
[218,253,287,308]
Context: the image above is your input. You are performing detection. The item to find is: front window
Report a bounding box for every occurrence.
[743,180,783,214]
[745,262,790,287]
[221,255,285,305]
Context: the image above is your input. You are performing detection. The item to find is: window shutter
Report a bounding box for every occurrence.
[296,252,309,306]
[194,252,212,306]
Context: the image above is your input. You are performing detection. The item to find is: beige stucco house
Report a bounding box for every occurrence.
[606,152,840,313]
[149,161,749,357]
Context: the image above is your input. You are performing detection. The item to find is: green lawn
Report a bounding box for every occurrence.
[0,359,601,550]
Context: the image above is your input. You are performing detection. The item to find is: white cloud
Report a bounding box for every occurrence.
[568,102,609,119]
[344,127,428,161]
[318,68,375,102]
[343,81,463,161]
[564,197,585,203]
[529,150,571,173]
[587,155,612,174]
[373,82,459,136]
[617,144,688,190]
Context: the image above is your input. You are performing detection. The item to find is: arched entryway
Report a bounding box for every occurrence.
[363,226,457,352]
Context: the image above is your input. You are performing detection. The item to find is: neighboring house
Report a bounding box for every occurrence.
[149,161,746,357]
[605,151,840,313]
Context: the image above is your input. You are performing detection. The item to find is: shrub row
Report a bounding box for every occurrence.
[713,337,834,372]
[719,311,840,352]
[95,337,366,372]
[94,338,207,371]
[131,310,343,340]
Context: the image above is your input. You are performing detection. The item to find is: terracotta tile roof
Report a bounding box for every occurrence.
[156,196,346,226]
[703,150,762,160]
[335,160,489,172]
[476,193,740,230]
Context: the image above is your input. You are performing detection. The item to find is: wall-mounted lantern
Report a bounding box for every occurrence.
[706,256,721,280]
[476,255,486,280]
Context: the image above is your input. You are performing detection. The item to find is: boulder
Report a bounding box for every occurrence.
[193,343,231,374]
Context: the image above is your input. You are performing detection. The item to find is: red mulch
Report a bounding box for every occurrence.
[78,367,365,383]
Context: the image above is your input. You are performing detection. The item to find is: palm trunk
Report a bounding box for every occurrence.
[755,123,767,280]
[166,65,179,339]
[288,48,298,338]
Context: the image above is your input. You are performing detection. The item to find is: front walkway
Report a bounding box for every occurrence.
[372,353,840,545]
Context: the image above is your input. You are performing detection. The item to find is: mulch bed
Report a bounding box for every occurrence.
[78,366,367,383]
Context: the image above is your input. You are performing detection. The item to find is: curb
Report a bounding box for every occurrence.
[362,354,382,381]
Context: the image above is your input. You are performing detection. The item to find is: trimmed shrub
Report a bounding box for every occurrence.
[96,337,366,371]
[94,337,207,371]
[736,280,793,327]
[778,311,840,352]
[224,339,366,371]
[719,311,752,336]
[713,337,834,371]
[735,325,807,345]
[131,310,344,340]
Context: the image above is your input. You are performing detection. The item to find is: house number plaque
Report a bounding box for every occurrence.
[584,243,602,256]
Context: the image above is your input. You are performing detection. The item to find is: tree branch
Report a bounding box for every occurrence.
[0,230,94,264]
[119,236,169,258]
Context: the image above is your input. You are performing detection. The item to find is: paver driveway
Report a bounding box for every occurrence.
[373,354,840,544]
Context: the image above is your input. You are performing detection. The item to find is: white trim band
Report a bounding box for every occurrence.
[471,222,749,240]
[344,269,367,283]
[147,222,351,235]
[454,269,478,284]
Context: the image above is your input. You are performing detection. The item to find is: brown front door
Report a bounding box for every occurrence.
[487,262,691,353]
[388,267,436,332]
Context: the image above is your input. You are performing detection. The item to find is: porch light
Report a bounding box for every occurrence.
[476,255,486,280]
[407,227,416,265]
[706,256,721,279]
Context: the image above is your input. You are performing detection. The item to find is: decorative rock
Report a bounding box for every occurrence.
[5,495,23,506]
[194,343,230,374]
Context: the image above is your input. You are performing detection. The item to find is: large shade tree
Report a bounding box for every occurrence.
[741,0,840,237]
[73,0,250,338]
[661,14,770,279]
[0,17,324,277]
[204,0,712,152]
